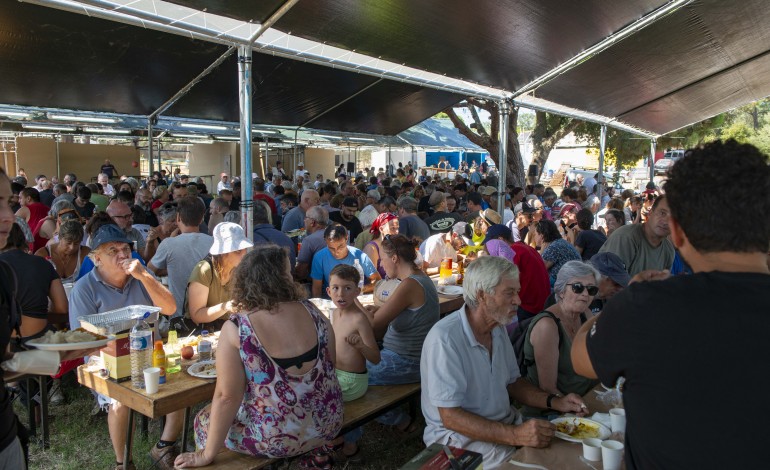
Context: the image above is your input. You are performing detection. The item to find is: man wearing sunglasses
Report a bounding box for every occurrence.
[572,141,770,470]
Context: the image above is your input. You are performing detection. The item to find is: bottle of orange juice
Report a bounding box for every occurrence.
[152,340,167,384]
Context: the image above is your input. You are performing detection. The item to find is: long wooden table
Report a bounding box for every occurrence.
[77,360,215,469]
[501,385,625,470]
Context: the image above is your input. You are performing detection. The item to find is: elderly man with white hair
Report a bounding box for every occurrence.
[420,256,586,467]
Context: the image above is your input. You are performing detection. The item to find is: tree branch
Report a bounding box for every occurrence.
[467,105,489,137]
[445,105,490,150]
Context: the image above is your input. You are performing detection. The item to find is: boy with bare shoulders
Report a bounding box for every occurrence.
[326,264,380,459]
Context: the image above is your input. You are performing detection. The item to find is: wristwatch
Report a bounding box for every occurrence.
[546,393,562,410]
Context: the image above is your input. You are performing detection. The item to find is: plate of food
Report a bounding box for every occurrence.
[551,417,610,443]
[25,329,113,351]
[187,360,217,379]
[437,285,464,296]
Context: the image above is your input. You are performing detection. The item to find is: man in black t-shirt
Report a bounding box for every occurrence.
[572,140,770,470]
[329,197,363,242]
[423,191,463,234]
[574,208,606,261]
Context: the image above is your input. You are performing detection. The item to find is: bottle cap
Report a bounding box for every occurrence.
[154,340,164,350]
[201,330,209,336]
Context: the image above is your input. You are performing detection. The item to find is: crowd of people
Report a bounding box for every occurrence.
[1,141,768,470]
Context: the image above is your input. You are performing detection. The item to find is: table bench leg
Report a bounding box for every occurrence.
[124,408,135,470]
[181,407,192,452]
[38,375,50,449]
[26,377,36,438]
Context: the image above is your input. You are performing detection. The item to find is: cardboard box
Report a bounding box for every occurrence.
[100,331,154,382]
[102,332,130,357]
[101,351,132,382]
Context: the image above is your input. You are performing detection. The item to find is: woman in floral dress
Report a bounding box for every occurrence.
[175,246,343,468]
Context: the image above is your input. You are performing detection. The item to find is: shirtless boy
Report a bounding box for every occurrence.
[327,264,381,458]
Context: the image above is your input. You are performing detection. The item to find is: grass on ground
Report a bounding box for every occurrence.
[13,374,426,469]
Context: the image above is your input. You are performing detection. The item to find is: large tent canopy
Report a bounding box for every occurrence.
[2,0,769,138]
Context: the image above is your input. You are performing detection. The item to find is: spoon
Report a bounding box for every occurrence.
[579,456,600,470]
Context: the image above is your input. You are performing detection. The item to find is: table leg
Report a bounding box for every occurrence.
[26,377,36,437]
[181,407,192,452]
[124,408,135,470]
[38,376,50,449]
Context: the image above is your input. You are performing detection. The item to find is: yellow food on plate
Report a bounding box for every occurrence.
[556,419,600,439]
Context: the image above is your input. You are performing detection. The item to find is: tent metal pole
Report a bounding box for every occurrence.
[264,137,270,178]
[248,0,301,45]
[148,120,154,176]
[497,101,510,215]
[238,45,254,242]
[649,139,656,184]
[55,136,60,179]
[598,124,606,190]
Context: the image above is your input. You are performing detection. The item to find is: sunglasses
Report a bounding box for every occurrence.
[567,283,599,296]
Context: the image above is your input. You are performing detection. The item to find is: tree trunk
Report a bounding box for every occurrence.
[529,111,581,181]
[445,102,526,186]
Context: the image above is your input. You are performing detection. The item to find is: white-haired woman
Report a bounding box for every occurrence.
[521,260,600,414]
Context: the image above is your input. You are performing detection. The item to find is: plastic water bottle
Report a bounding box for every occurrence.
[354,259,365,290]
[129,312,153,389]
[198,330,212,362]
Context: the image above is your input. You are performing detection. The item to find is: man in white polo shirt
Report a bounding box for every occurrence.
[420,256,586,467]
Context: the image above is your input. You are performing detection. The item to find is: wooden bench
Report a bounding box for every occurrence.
[198,382,422,469]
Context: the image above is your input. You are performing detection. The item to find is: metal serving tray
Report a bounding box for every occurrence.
[78,305,161,335]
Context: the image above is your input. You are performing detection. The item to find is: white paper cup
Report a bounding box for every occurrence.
[609,408,626,433]
[582,438,602,461]
[601,440,624,470]
[143,367,160,394]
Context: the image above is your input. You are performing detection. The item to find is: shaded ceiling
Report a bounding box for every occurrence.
[168,0,665,91]
[535,0,770,134]
[0,1,463,135]
[2,0,770,138]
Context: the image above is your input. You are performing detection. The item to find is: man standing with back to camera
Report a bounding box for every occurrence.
[572,140,770,469]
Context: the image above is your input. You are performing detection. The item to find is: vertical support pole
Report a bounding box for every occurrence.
[55,136,61,180]
[649,139,656,185]
[598,124,607,192]
[497,100,510,215]
[148,120,154,176]
[264,136,270,177]
[238,45,254,242]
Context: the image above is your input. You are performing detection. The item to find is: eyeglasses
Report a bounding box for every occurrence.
[567,283,599,296]
[59,212,79,221]
[103,246,131,257]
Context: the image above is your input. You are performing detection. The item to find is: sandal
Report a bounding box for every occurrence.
[297,453,333,469]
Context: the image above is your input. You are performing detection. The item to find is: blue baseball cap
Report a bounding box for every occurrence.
[482,224,512,245]
[589,252,631,287]
[92,224,132,250]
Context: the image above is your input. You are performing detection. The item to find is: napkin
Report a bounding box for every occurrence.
[1,350,61,375]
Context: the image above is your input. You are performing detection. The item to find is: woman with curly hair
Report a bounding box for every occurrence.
[175,245,343,469]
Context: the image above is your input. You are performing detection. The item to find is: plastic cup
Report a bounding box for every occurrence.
[143,367,160,394]
[601,440,624,470]
[582,438,602,461]
[609,408,626,433]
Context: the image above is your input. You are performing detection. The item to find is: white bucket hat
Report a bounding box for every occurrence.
[210,222,254,255]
